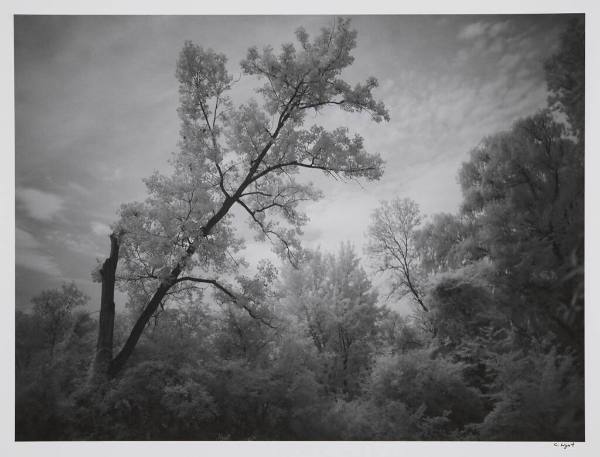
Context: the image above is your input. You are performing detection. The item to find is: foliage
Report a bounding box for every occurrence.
[30,282,89,357]
[425,262,504,344]
[283,244,381,397]
[376,308,426,354]
[15,311,45,374]
[16,284,94,441]
[415,213,481,274]
[367,349,486,436]
[478,347,584,441]
[544,16,585,141]
[458,110,584,352]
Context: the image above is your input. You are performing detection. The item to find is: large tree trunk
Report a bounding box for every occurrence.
[90,231,175,380]
[107,283,171,377]
[99,198,237,377]
[91,233,120,380]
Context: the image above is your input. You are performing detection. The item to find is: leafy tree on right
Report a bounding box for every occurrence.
[366,16,584,441]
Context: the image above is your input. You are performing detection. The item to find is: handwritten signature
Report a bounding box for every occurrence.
[554,442,575,450]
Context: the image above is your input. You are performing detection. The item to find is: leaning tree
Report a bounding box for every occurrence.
[92,18,389,379]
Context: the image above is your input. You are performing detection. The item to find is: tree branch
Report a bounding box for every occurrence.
[176,276,276,328]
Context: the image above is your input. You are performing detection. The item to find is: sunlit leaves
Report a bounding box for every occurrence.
[241,17,389,122]
[176,41,233,123]
[283,244,381,395]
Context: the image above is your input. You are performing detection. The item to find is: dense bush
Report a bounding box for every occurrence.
[478,348,584,441]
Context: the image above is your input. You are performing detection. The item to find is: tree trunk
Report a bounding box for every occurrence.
[91,144,280,378]
[91,233,120,380]
[107,283,171,377]
[100,198,238,377]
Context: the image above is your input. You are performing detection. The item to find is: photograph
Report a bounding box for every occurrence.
[13,12,586,443]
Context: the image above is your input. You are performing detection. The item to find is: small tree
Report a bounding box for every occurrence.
[283,244,381,396]
[93,17,389,378]
[367,198,428,312]
[31,282,89,359]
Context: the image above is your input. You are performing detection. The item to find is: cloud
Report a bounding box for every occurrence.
[91,221,112,236]
[458,20,510,41]
[16,227,62,277]
[489,21,510,38]
[497,52,522,72]
[458,22,489,40]
[49,231,88,255]
[67,181,90,195]
[301,189,379,254]
[17,187,64,221]
[103,167,123,182]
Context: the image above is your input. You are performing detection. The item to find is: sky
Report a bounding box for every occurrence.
[14,14,576,313]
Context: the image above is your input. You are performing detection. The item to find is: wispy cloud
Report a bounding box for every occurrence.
[489,21,510,38]
[458,20,511,41]
[458,21,490,40]
[91,221,112,236]
[16,227,62,277]
[17,187,64,221]
[67,181,90,195]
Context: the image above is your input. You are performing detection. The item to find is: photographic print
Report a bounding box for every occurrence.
[14,13,585,442]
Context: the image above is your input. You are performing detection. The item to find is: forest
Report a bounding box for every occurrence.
[15,17,584,441]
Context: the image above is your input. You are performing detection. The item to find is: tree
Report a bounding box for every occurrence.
[16,284,91,440]
[458,110,583,352]
[283,244,381,396]
[212,260,280,363]
[31,282,89,359]
[414,213,483,274]
[93,17,389,378]
[367,198,428,312]
[544,16,584,142]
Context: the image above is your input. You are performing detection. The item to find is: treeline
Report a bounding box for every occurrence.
[15,17,584,441]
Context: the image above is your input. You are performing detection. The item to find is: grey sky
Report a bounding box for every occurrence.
[15,15,574,313]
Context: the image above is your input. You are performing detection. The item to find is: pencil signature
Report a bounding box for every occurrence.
[554,442,575,450]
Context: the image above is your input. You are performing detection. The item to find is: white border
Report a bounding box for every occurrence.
[3,1,599,456]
